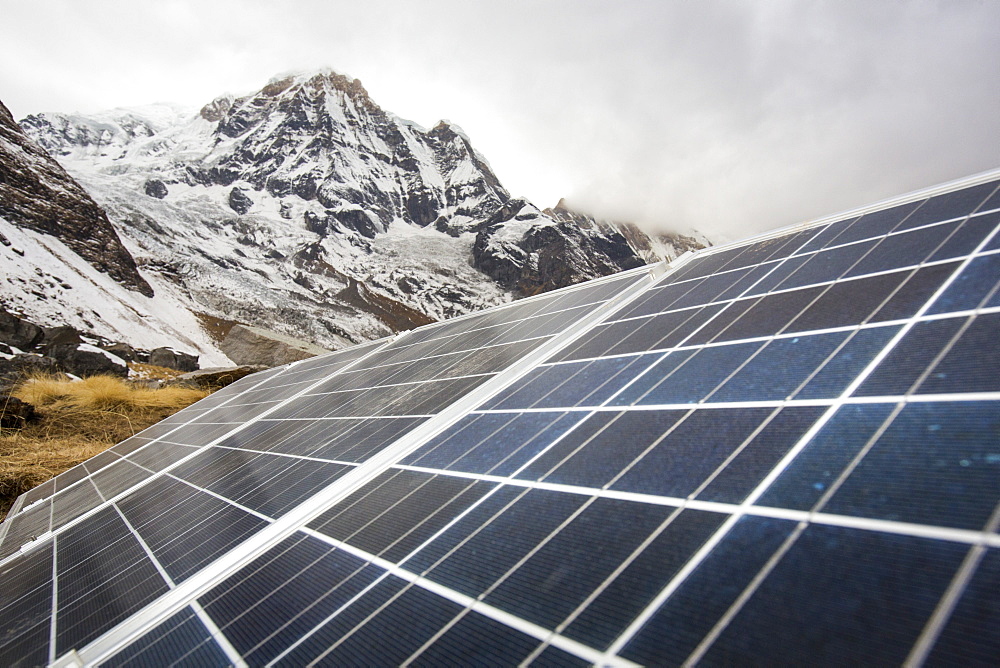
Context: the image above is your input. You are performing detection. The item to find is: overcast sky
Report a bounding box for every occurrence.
[2,0,998,241]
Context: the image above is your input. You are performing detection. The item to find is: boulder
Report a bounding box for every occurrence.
[0,308,44,350]
[41,325,82,348]
[228,187,254,215]
[101,342,138,362]
[148,347,199,371]
[221,324,330,367]
[0,354,63,394]
[169,365,268,389]
[46,343,128,378]
[144,179,168,199]
[0,396,36,430]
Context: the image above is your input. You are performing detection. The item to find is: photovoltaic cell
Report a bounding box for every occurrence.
[1,173,997,666]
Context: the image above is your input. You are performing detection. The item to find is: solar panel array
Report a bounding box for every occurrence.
[1,170,998,666]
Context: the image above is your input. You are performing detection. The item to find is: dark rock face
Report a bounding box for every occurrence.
[0,99,153,297]
[228,187,253,214]
[45,343,128,378]
[0,308,43,350]
[471,199,706,295]
[144,179,168,199]
[101,342,137,362]
[41,325,82,349]
[0,396,36,430]
[148,347,199,371]
[0,354,62,393]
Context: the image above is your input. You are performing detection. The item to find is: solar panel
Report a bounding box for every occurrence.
[1,170,998,666]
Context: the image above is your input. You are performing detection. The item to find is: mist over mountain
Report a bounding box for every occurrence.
[3,70,706,363]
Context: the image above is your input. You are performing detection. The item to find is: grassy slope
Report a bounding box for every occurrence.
[0,375,210,518]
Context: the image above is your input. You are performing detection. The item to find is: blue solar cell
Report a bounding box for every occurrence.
[56,507,170,654]
[709,332,848,402]
[201,534,382,666]
[778,239,879,289]
[823,401,1000,530]
[794,325,900,399]
[484,498,671,630]
[126,441,198,472]
[620,516,796,666]
[562,509,727,650]
[831,200,922,246]
[172,448,350,519]
[855,317,965,396]
[700,526,967,666]
[424,489,586,598]
[610,407,773,498]
[408,611,541,667]
[918,313,1000,394]
[797,217,858,254]
[533,354,661,408]
[117,476,269,583]
[928,255,1000,314]
[51,479,103,530]
[930,212,1000,261]
[758,403,896,510]
[614,340,765,405]
[895,179,1000,231]
[927,547,1000,664]
[535,410,687,488]
[696,406,827,503]
[0,542,52,667]
[402,486,524,574]
[713,287,825,342]
[845,222,959,278]
[273,576,408,667]
[869,261,960,322]
[104,608,230,668]
[742,254,811,295]
[787,271,908,333]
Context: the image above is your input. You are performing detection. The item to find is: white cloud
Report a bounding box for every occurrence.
[1,0,997,241]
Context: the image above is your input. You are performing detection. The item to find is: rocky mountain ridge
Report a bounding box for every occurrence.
[8,70,707,361]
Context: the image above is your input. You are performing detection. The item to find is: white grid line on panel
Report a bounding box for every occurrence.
[591,224,843,409]
[74,270,666,667]
[682,523,808,666]
[905,501,1000,667]
[595,244,990,341]
[297,369,495,399]
[0,336,397,574]
[602,184,1000,662]
[536,300,1000,369]
[298,527,638,668]
[686,169,1000,261]
[211,444,359,468]
[392,464,1000,548]
[473,392,1000,415]
[111,505,175,589]
[190,600,249,668]
[164,475,274,523]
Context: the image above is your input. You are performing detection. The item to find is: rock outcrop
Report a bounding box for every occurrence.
[221,324,330,367]
[148,347,199,371]
[170,365,268,389]
[0,99,153,296]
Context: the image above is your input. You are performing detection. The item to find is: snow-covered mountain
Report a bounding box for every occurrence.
[8,70,706,360]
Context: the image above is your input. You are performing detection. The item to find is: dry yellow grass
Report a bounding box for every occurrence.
[1,374,211,518]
